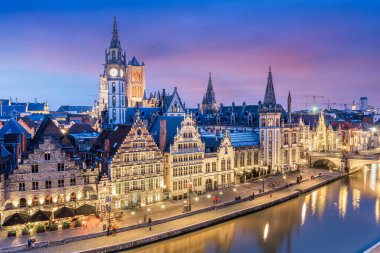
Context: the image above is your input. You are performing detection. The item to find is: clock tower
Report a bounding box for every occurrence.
[99,17,127,127]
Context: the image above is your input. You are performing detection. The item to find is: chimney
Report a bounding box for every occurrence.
[159,119,167,152]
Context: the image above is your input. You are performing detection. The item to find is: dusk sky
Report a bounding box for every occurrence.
[0,0,379,110]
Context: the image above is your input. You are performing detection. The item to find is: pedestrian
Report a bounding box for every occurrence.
[107,225,110,236]
[112,224,117,235]
[144,214,147,223]
[31,238,36,248]
[270,194,272,198]
[27,238,31,248]
[148,217,152,231]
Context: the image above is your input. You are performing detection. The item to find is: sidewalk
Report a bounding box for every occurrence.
[0,168,341,252]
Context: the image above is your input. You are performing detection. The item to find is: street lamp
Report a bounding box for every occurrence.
[262,166,268,192]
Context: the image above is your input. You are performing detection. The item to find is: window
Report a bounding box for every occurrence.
[268,118,274,127]
[44,153,51,160]
[206,163,210,173]
[112,109,116,120]
[173,181,177,191]
[58,163,65,171]
[32,181,39,190]
[19,182,25,191]
[221,159,226,171]
[45,180,52,189]
[112,96,116,106]
[212,162,217,172]
[227,158,231,169]
[32,197,39,206]
[19,198,27,208]
[240,153,245,167]
[70,178,76,186]
[112,82,116,93]
[58,179,64,188]
[247,152,252,166]
[284,133,289,145]
[31,164,38,173]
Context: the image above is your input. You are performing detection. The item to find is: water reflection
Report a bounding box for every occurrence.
[126,164,380,253]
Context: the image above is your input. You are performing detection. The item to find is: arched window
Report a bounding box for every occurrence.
[112,96,116,106]
[268,118,274,127]
[70,192,76,202]
[32,197,39,206]
[261,118,266,127]
[45,195,52,205]
[19,198,27,208]
[112,82,116,93]
[276,118,280,127]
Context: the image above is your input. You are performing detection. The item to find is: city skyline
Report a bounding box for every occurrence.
[1,0,379,110]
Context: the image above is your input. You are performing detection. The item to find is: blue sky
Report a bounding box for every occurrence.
[0,0,379,110]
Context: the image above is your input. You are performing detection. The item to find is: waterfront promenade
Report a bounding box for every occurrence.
[0,168,342,253]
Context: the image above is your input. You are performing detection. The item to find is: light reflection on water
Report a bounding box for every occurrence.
[125,164,380,253]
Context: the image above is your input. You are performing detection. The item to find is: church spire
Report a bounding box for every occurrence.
[201,72,217,114]
[110,16,121,49]
[263,66,277,107]
[287,90,292,124]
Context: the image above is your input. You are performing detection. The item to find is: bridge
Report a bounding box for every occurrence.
[309,150,380,173]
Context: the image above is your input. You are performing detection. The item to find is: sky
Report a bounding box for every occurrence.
[0,0,379,110]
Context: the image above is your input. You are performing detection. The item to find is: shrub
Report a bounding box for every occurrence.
[7,230,16,237]
[48,223,58,231]
[74,220,82,228]
[21,227,30,236]
[62,221,70,229]
[36,224,46,233]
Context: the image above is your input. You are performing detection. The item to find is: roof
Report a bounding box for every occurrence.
[201,135,222,153]
[92,124,132,158]
[32,117,61,144]
[149,115,184,151]
[129,56,141,66]
[69,123,95,134]
[28,102,45,112]
[125,107,162,124]
[1,144,11,158]
[228,131,260,147]
[57,105,92,113]
[0,118,31,140]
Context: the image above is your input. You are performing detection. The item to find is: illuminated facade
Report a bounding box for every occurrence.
[0,137,98,218]
[108,112,164,208]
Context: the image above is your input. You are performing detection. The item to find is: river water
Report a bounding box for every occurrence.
[126,164,380,253]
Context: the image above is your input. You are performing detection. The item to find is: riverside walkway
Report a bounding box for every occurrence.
[0,168,342,253]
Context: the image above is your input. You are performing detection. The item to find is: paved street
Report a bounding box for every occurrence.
[0,168,339,252]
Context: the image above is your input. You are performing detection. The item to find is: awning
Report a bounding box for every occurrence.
[75,204,96,215]
[54,206,75,218]
[29,210,52,222]
[2,213,29,226]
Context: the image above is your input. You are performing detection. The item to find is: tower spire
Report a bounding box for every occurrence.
[110,16,121,49]
[263,66,277,107]
[287,90,292,124]
[201,72,217,114]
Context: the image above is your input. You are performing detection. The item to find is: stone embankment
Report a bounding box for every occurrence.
[1,172,344,253]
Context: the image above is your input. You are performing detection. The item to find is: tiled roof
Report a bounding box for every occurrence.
[28,103,45,111]
[69,123,95,134]
[0,118,31,140]
[57,106,92,113]
[125,107,162,124]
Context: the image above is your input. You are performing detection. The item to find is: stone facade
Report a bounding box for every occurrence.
[0,137,98,219]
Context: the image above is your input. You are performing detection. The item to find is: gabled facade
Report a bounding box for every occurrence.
[107,112,164,209]
[165,115,204,200]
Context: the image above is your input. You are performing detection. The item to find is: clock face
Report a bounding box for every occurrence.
[109,68,118,77]
[120,69,124,77]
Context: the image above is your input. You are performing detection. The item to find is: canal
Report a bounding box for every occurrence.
[125,164,380,253]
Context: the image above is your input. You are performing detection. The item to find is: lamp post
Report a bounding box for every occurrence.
[262,166,268,192]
